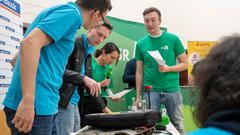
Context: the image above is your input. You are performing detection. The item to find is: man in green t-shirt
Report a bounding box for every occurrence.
[135,7,187,135]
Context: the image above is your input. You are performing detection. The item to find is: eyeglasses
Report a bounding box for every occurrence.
[92,10,106,23]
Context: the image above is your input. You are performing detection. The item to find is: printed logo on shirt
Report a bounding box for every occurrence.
[161,45,168,50]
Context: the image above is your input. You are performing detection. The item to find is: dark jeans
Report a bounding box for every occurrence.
[4,107,59,135]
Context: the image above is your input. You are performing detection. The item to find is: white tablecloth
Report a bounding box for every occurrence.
[71,123,181,135]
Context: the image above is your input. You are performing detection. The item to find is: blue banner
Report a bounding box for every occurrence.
[0,0,20,15]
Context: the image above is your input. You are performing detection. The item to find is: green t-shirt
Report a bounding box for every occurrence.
[135,31,185,92]
[85,58,113,97]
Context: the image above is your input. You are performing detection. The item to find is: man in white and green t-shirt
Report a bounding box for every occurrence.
[135,7,187,135]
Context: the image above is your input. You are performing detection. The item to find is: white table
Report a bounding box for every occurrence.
[71,123,181,135]
[71,126,152,135]
[71,122,181,135]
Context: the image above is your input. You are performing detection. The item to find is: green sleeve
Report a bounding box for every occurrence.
[174,36,185,56]
[135,42,143,61]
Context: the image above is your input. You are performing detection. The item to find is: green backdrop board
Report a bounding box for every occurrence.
[77,16,197,132]
[107,16,167,41]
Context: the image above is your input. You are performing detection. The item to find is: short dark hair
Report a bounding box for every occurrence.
[94,42,120,65]
[76,0,112,13]
[193,35,240,127]
[93,20,113,31]
[143,7,161,20]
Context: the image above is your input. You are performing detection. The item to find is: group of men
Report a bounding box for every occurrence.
[2,0,187,135]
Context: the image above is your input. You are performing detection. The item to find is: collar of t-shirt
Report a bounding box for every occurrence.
[82,34,95,56]
[149,30,163,38]
[80,34,95,75]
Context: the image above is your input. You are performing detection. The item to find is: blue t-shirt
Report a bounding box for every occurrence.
[70,34,95,105]
[3,2,82,115]
[188,127,234,135]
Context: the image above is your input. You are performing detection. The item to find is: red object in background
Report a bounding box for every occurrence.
[179,50,189,86]
[180,69,188,86]
[144,86,152,91]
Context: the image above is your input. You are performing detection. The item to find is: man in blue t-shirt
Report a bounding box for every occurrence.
[58,21,113,135]
[3,0,112,134]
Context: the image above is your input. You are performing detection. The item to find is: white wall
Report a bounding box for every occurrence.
[110,0,240,46]
[165,0,240,45]
[22,0,74,23]
[22,0,240,47]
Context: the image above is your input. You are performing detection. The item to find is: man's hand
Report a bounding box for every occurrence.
[102,107,112,113]
[12,98,35,133]
[158,53,188,72]
[100,79,110,87]
[83,76,101,96]
[158,65,170,72]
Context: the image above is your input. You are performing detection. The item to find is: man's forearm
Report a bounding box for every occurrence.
[168,63,188,72]
[20,41,41,102]
[136,61,144,100]
[20,28,52,101]
[135,73,143,99]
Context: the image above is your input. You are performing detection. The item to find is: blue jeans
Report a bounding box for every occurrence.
[58,104,80,135]
[144,91,185,135]
[4,107,59,135]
